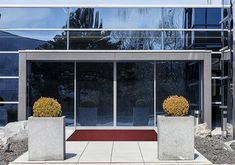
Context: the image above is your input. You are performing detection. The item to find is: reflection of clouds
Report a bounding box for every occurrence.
[0,8,67,28]
[5,30,63,41]
[97,8,162,29]
[0,0,225,6]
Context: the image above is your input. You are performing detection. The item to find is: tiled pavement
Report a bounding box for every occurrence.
[10,141,211,165]
[10,127,211,165]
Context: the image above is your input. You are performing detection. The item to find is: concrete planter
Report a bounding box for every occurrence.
[133,107,149,126]
[28,116,65,161]
[79,107,97,126]
[157,115,194,160]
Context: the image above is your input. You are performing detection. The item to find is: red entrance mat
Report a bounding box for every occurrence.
[67,130,157,141]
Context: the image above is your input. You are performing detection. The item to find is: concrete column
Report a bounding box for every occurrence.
[204,55,212,129]
[18,53,27,121]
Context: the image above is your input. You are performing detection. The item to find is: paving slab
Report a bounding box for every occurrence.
[66,127,76,139]
[111,142,143,163]
[48,141,88,164]
[139,142,211,164]
[79,141,113,163]
[10,141,211,165]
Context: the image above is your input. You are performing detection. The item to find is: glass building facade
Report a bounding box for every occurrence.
[0,2,233,128]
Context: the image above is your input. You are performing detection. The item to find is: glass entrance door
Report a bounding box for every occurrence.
[27,61,202,128]
[76,62,113,126]
[117,62,154,126]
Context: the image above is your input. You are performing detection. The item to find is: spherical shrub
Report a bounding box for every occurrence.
[33,97,62,117]
[162,95,189,116]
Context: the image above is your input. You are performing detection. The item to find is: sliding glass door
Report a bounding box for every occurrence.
[27,60,202,127]
[76,63,113,126]
[117,62,154,126]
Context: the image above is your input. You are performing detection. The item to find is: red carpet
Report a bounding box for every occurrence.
[67,130,157,141]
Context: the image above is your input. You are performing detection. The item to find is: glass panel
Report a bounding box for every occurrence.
[162,8,184,29]
[207,8,221,25]
[69,31,162,50]
[0,8,68,28]
[76,63,113,126]
[212,79,221,102]
[212,105,221,127]
[28,62,74,126]
[156,61,201,116]
[192,31,207,49]
[187,62,200,112]
[164,31,184,50]
[206,31,222,48]
[117,62,154,126]
[0,54,18,76]
[69,8,162,29]
[194,8,206,25]
[0,79,18,101]
[212,55,221,76]
[0,104,17,126]
[0,30,67,51]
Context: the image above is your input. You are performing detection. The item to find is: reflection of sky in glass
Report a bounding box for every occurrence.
[5,30,63,41]
[0,8,68,28]
[162,8,184,29]
[0,0,228,6]
[96,8,162,29]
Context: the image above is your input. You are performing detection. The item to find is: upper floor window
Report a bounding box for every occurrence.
[69,8,162,29]
[193,8,221,28]
[0,8,68,29]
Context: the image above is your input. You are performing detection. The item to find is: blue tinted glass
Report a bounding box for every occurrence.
[0,54,18,76]
[0,79,18,101]
[206,31,222,49]
[69,31,162,50]
[207,8,221,25]
[164,31,184,50]
[156,62,201,115]
[0,30,67,51]
[0,8,68,28]
[69,8,162,29]
[194,8,206,25]
[28,62,74,126]
[0,104,17,126]
[117,62,154,126]
[76,63,113,126]
[162,8,184,29]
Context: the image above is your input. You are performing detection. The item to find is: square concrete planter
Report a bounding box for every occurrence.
[28,116,65,161]
[157,115,194,160]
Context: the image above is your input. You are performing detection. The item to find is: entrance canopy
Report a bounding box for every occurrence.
[18,50,212,129]
[0,0,230,8]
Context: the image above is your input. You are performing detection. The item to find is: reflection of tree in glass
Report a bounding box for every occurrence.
[162,8,184,50]
[156,62,188,113]
[111,31,162,50]
[110,8,184,50]
[117,63,154,123]
[38,8,120,50]
[29,63,74,118]
[110,8,162,50]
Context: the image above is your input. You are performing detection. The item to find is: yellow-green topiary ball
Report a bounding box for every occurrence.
[33,97,62,117]
[162,95,189,116]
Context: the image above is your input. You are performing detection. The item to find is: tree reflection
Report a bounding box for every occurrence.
[38,8,120,50]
